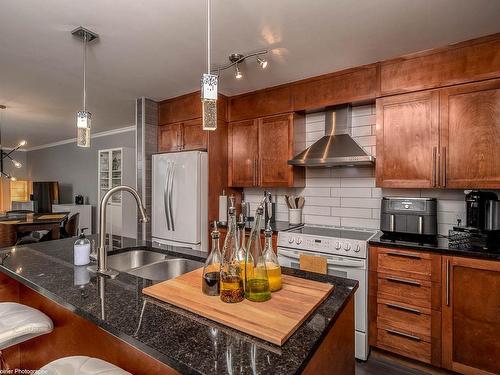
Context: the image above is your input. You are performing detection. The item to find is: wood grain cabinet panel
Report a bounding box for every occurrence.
[442,256,500,375]
[380,34,500,96]
[258,114,293,187]
[440,79,500,188]
[182,118,208,150]
[376,91,440,188]
[292,65,378,110]
[158,123,182,152]
[228,119,259,187]
[158,92,202,125]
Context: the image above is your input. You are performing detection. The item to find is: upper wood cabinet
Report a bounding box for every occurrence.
[376,91,440,188]
[440,79,500,188]
[159,92,227,125]
[292,65,378,110]
[376,78,500,189]
[380,34,500,96]
[158,120,207,152]
[228,113,305,188]
[441,256,500,375]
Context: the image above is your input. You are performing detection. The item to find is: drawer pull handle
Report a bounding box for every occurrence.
[386,251,421,260]
[386,329,421,342]
[386,276,421,287]
[386,303,421,315]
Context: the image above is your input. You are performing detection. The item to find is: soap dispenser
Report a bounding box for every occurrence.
[74,228,91,266]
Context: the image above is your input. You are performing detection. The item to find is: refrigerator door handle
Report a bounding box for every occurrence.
[164,162,171,231]
[168,161,175,231]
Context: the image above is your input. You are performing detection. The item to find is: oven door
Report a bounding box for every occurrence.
[277,247,367,334]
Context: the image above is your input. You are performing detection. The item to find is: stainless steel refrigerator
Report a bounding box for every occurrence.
[152,151,208,251]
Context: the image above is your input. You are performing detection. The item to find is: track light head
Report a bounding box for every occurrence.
[257,57,268,69]
[235,64,243,79]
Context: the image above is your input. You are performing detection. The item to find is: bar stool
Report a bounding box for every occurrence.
[0,302,53,369]
[40,356,131,375]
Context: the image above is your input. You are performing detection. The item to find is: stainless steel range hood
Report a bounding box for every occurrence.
[288,105,375,167]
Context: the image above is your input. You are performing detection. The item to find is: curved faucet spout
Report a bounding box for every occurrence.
[89,185,149,278]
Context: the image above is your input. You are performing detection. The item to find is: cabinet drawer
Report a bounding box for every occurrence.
[377,327,431,364]
[377,248,432,280]
[377,299,431,339]
[378,275,431,308]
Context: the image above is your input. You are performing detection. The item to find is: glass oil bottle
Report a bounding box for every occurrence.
[244,204,271,302]
[202,221,222,296]
[236,214,253,281]
[220,202,244,303]
[263,220,282,292]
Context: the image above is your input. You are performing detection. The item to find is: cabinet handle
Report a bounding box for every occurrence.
[386,329,421,342]
[389,214,395,232]
[432,146,437,187]
[441,147,447,187]
[386,276,421,287]
[259,159,262,185]
[386,251,421,260]
[386,303,421,315]
[446,258,450,306]
[253,160,257,186]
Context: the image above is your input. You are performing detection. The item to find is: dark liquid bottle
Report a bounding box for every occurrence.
[202,222,223,296]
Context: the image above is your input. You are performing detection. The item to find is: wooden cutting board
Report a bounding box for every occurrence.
[143,267,333,346]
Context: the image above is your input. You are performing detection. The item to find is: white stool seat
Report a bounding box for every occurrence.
[40,356,131,375]
[0,302,53,350]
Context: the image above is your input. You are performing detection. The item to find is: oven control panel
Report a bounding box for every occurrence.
[278,232,368,259]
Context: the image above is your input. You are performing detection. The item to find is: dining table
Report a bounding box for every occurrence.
[0,212,70,242]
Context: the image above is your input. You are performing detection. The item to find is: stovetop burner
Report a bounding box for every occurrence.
[288,226,376,241]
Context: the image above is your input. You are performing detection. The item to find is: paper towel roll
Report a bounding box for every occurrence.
[219,195,228,224]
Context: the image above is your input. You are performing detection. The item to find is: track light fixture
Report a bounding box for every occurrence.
[213,50,269,79]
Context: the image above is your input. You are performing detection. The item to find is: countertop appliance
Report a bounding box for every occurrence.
[465,190,498,230]
[277,225,377,360]
[152,151,208,251]
[380,197,437,240]
[288,105,375,167]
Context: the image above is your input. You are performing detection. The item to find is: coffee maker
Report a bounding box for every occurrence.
[449,191,500,250]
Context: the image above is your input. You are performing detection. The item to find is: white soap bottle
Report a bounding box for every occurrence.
[74,228,91,266]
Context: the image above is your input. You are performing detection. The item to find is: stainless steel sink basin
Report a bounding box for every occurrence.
[127,258,203,281]
[107,250,167,271]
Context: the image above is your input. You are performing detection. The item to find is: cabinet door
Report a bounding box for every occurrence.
[228,120,258,187]
[158,123,182,152]
[258,114,293,187]
[440,79,500,188]
[442,256,500,375]
[376,91,440,188]
[182,118,208,150]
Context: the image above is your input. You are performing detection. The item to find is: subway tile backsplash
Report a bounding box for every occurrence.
[243,104,497,235]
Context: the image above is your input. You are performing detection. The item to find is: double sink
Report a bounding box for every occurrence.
[106,249,203,282]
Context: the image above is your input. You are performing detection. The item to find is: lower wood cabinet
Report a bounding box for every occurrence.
[441,256,500,375]
[370,246,500,374]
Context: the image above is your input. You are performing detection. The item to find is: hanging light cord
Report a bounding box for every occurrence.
[207,0,210,74]
[83,32,87,112]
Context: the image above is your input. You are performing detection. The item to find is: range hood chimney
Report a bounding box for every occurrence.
[288,105,375,167]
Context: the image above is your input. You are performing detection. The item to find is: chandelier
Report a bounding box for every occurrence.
[0,105,26,181]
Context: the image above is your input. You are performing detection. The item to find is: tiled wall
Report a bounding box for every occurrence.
[244,104,497,235]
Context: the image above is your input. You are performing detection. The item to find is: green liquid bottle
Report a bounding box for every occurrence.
[244,204,271,302]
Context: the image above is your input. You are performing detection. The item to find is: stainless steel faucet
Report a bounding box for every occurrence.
[88,185,149,278]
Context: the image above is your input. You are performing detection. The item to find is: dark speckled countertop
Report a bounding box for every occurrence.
[369,231,500,261]
[0,235,357,375]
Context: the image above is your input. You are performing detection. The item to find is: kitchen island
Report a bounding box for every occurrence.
[0,235,357,375]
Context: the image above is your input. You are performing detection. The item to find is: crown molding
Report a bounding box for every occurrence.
[25,126,136,151]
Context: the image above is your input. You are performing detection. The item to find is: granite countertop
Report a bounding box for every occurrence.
[216,220,302,234]
[0,235,357,375]
[369,231,500,261]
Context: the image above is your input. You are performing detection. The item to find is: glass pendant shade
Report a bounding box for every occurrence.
[77,111,91,148]
[201,73,218,131]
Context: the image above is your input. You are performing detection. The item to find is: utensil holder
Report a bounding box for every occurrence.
[289,209,303,225]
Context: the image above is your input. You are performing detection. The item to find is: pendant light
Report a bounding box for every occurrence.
[72,27,99,147]
[0,105,27,181]
[201,0,218,131]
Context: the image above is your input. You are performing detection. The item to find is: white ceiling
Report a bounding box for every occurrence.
[0,0,499,148]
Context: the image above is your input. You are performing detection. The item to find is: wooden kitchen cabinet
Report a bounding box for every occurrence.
[158,122,182,152]
[376,91,440,188]
[369,246,442,366]
[228,113,305,188]
[441,256,500,375]
[439,78,500,188]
